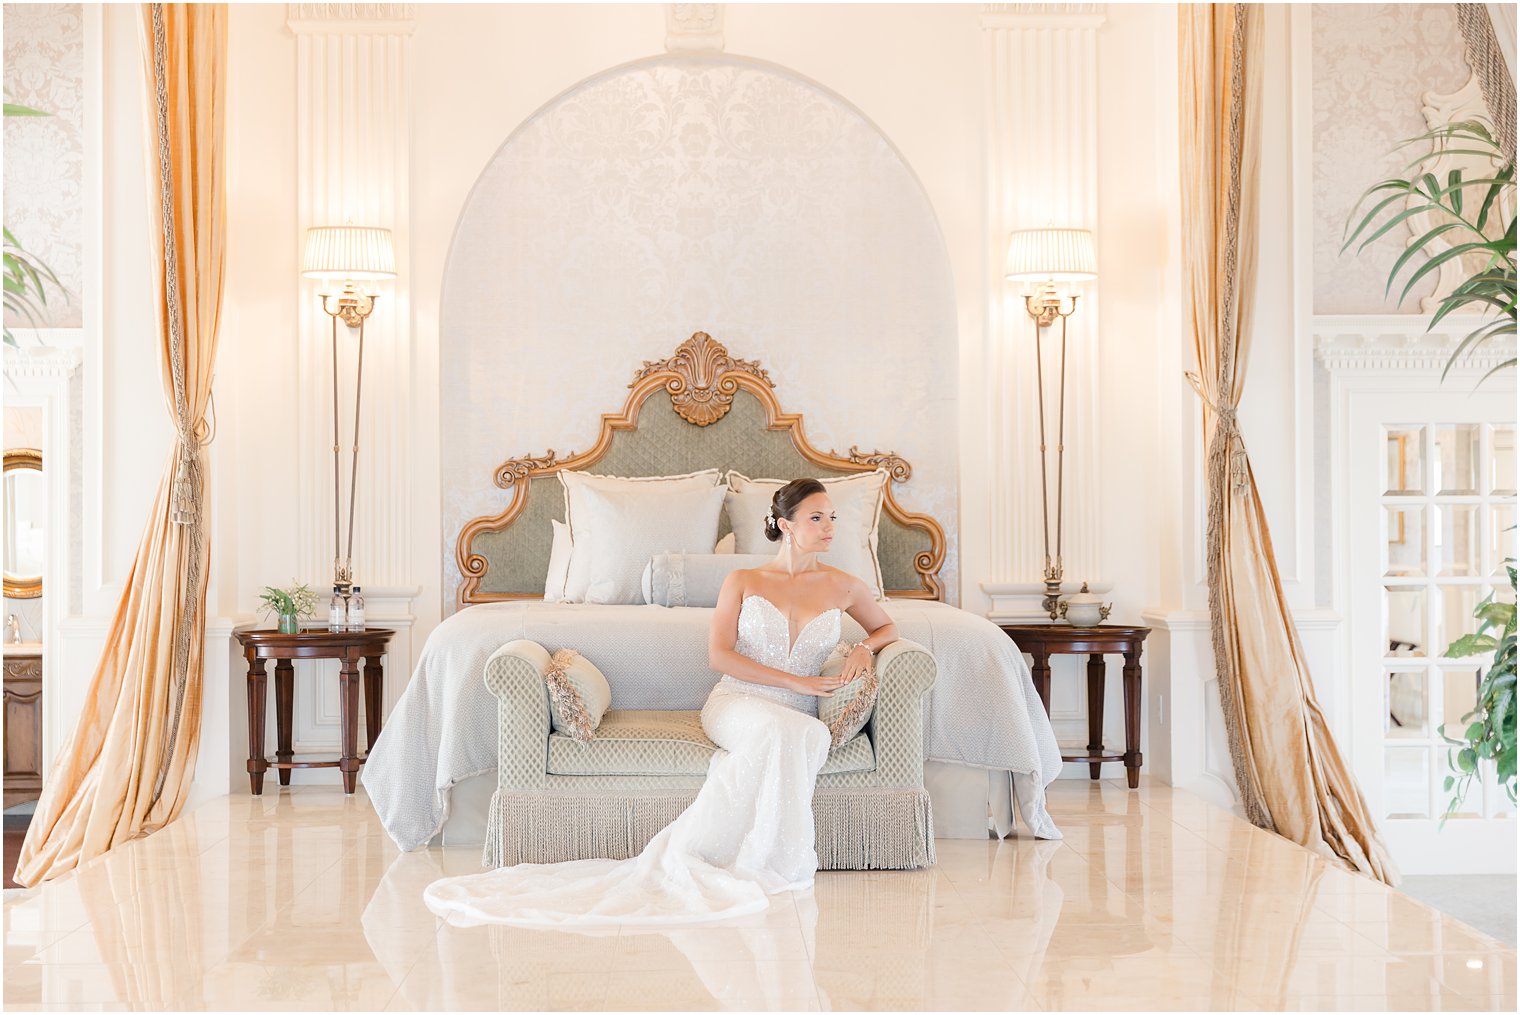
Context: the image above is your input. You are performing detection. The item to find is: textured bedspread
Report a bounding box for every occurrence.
[362,600,1064,851]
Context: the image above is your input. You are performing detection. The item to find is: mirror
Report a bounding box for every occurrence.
[4,448,44,598]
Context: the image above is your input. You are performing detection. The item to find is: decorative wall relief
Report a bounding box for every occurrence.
[439,56,958,610]
[1312,3,1471,315]
[1412,74,1511,314]
[666,3,724,52]
[2,3,85,330]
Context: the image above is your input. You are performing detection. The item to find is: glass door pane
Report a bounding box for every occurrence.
[1385,506,1426,576]
[1385,586,1427,656]
[1490,424,1516,495]
[1434,505,1478,576]
[1435,424,1481,495]
[1386,669,1428,738]
[1384,426,1424,496]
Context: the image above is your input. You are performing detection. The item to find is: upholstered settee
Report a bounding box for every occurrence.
[482,637,939,871]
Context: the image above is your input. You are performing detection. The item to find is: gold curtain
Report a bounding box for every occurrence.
[1179,3,1398,884]
[14,3,227,887]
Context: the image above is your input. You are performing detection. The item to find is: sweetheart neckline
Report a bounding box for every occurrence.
[741,594,841,657]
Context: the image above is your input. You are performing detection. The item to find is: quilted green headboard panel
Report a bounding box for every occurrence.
[457,334,946,605]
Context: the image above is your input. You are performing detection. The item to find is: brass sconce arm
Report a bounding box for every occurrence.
[319,283,379,330]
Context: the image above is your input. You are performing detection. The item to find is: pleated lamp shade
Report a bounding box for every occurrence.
[302,226,397,281]
[1004,228,1097,282]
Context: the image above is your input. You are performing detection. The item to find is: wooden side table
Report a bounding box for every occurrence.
[233,626,395,795]
[998,624,1151,788]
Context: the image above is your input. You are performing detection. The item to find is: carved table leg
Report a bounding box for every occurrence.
[274,659,294,787]
[363,655,384,752]
[1087,654,1106,780]
[1122,648,1144,789]
[1030,649,1052,715]
[338,653,361,794]
[246,654,268,795]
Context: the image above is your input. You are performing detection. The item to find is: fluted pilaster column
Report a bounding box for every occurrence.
[980,3,1106,621]
[288,2,414,595]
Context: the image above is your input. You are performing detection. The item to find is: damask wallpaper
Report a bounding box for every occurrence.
[440,56,958,609]
[3,3,85,330]
[1312,4,1471,316]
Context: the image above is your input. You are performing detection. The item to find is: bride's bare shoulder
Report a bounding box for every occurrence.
[816,565,869,603]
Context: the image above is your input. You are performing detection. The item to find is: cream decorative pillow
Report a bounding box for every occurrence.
[495,639,612,743]
[642,553,774,607]
[560,469,722,604]
[724,470,889,598]
[555,520,732,602]
[817,643,878,747]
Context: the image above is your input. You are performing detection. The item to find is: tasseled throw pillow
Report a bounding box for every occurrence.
[817,642,878,747]
[495,640,612,743]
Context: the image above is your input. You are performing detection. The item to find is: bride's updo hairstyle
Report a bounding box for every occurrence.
[764,478,827,542]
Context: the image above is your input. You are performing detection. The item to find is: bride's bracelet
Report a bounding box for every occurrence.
[839,640,875,658]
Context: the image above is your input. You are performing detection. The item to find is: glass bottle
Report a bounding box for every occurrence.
[346,586,365,632]
[328,586,345,633]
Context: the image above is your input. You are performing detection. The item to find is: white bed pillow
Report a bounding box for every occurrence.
[724,470,889,599]
[560,469,721,603]
[564,484,726,604]
[641,553,774,607]
[544,519,572,602]
[549,507,732,601]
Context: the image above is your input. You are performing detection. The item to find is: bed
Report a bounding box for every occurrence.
[363,332,1063,851]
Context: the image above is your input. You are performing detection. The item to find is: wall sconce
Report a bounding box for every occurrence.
[301,225,397,592]
[1005,227,1097,620]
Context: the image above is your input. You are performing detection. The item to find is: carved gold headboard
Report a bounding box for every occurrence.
[455,333,947,606]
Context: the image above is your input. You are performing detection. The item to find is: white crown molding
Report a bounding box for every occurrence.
[666,3,724,52]
[980,3,1105,30]
[1314,314,1517,374]
[3,343,82,379]
[287,3,415,35]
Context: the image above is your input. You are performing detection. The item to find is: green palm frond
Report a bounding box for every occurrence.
[1343,118,1516,383]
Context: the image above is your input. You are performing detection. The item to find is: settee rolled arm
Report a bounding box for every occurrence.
[483,643,551,792]
[865,638,937,789]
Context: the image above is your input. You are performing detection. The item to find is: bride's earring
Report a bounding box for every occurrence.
[784,531,792,547]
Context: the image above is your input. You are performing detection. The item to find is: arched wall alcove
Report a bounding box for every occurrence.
[439,53,959,608]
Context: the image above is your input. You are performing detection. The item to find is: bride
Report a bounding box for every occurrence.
[423,478,899,927]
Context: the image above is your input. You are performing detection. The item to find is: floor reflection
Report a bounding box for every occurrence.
[6,783,1514,1012]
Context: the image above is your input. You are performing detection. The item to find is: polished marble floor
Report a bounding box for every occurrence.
[3,780,1515,1011]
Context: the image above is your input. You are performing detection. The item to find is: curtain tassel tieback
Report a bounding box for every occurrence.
[171,434,200,526]
[1185,371,1250,493]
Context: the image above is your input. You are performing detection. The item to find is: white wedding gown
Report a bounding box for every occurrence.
[423,594,842,927]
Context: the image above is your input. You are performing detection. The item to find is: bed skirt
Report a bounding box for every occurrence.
[483,786,936,871]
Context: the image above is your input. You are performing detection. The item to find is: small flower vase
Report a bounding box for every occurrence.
[277,612,301,635]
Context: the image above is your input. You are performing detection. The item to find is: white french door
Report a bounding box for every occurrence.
[1348,392,1516,874]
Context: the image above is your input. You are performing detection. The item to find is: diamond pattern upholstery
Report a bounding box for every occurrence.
[545,708,877,777]
[484,637,937,867]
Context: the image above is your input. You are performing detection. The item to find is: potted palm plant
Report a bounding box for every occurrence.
[1345,117,1516,816]
[3,95,68,347]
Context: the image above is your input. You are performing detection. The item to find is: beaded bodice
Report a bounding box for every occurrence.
[718,595,841,716]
